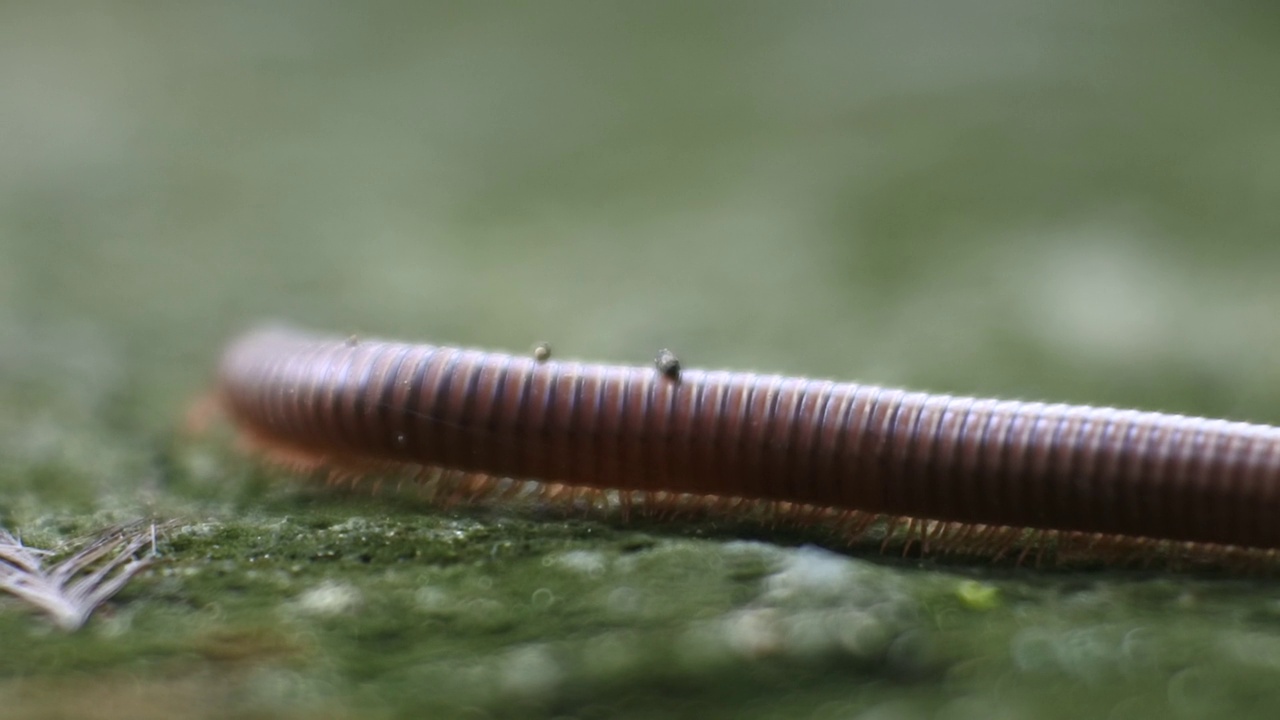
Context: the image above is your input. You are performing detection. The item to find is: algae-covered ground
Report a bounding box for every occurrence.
[4,2,1280,718]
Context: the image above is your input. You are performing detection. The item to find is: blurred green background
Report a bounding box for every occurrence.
[3,2,1280,719]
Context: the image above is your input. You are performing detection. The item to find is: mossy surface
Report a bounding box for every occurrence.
[4,2,1280,718]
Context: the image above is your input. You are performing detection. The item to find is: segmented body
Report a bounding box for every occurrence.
[216,327,1280,562]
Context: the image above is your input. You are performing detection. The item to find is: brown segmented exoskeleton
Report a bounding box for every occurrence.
[214,326,1280,567]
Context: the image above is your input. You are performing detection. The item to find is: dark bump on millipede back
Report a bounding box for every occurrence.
[655,349,681,382]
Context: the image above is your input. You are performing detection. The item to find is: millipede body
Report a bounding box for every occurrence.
[216,326,1280,564]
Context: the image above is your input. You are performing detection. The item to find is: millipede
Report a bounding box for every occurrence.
[213,325,1280,568]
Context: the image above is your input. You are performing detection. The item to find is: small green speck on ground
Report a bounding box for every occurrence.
[954,580,1000,611]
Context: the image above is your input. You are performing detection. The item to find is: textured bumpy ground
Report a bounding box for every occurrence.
[5,2,1280,718]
